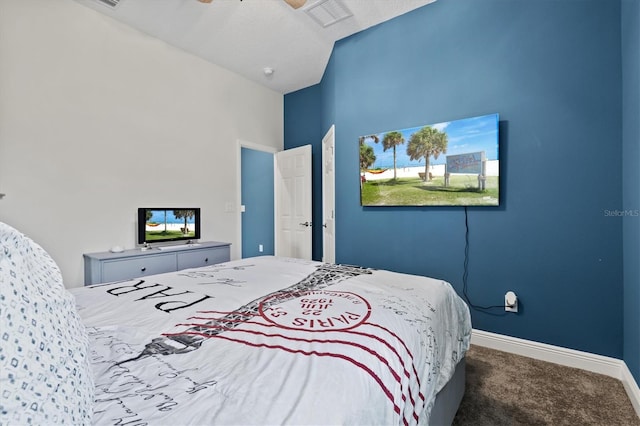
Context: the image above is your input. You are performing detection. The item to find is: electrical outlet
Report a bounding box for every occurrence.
[259,244,263,253]
[505,291,518,313]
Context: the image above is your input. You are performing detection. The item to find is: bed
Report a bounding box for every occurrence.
[0,222,471,425]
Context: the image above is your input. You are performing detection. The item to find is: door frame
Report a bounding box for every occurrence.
[322,125,336,263]
[236,139,277,260]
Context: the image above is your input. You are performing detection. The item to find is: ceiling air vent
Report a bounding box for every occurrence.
[305,0,353,28]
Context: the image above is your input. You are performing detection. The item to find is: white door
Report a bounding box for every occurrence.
[322,125,336,264]
[275,145,312,260]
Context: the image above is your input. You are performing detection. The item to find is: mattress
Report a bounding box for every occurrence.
[70,256,472,425]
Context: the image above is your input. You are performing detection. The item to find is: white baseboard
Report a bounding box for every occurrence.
[471,329,640,418]
[622,361,640,418]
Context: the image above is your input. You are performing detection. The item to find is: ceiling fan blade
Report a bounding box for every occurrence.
[284,0,306,9]
[197,0,213,3]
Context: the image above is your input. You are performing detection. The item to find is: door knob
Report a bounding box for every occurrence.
[299,221,312,227]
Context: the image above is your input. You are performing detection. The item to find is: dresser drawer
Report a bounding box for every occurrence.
[177,247,230,270]
[102,254,176,283]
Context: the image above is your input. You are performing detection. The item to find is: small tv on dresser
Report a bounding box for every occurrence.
[137,208,201,245]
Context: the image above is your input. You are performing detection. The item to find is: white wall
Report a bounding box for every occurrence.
[0,0,283,287]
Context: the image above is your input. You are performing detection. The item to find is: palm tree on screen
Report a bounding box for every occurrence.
[163,210,167,233]
[407,126,448,181]
[358,134,379,145]
[360,144,376,173]
[359,134,379,183]
[174,210,195,235]
[381,131,405,180]
[359,143,376,188]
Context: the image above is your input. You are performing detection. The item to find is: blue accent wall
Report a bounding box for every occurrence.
[622,0,640,383]
[241,147,274,258]
[284,84,324,260]
[285,0,629,360]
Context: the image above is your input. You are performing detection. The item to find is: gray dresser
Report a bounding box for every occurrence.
[83,241,231,285]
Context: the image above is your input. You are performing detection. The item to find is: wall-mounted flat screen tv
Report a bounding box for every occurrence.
[137,208,201,244]
[359,113,499,207]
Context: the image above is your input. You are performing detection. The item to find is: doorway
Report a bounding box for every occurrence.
[239,142,312,260]
[240,147,274,258]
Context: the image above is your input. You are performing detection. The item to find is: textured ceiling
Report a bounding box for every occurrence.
[72,0,436,94]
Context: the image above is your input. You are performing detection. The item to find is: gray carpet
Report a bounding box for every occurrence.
[452,345,640,426]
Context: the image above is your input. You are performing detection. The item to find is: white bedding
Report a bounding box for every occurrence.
[71,256,471,425]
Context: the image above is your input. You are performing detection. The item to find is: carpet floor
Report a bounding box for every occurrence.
[452,345,640,426]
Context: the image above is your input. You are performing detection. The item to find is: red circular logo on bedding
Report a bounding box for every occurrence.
[259,290,370,331]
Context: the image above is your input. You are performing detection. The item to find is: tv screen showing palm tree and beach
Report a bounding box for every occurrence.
[359,113,499,207]
[137,208,201,244]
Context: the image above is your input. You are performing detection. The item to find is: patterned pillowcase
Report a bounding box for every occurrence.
[0,222,94,424]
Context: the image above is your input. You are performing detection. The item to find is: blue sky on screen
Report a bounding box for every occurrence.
[362,113,499,168]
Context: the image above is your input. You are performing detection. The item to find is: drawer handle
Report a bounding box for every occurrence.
[141,267,146,272]
[204,258,209,263]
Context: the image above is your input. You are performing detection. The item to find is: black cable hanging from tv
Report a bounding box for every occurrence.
[462,206,504,312]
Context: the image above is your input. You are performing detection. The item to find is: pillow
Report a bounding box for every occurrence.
[0,222,94,424]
